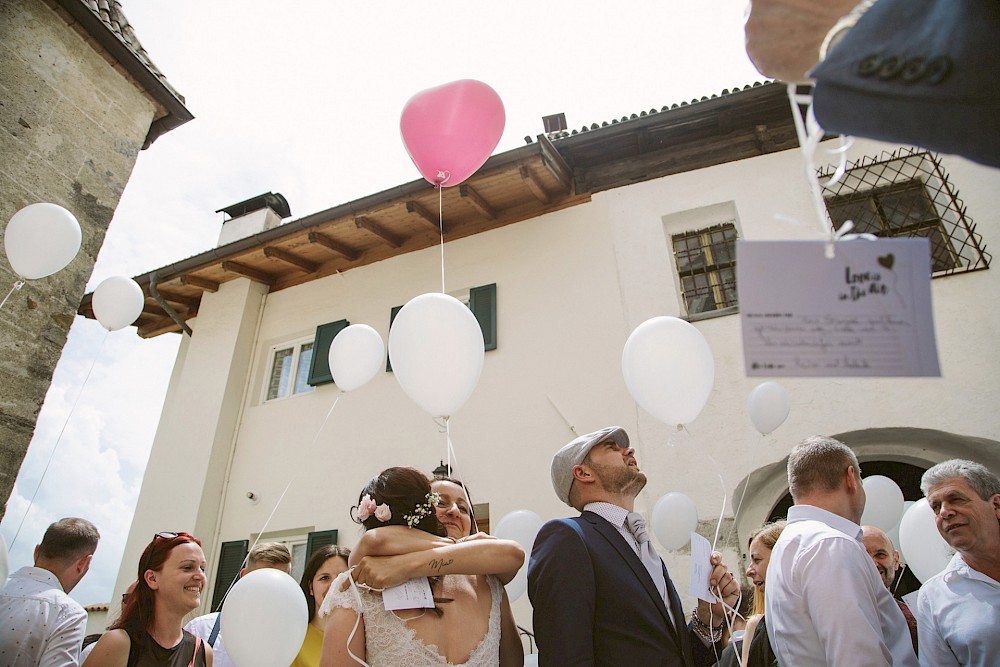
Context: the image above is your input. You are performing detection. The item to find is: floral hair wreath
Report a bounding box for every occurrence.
[403,491,442,528]
[355,494,392,523]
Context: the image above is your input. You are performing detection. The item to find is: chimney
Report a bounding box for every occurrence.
[542,113,567,134]
[216,192,291,246]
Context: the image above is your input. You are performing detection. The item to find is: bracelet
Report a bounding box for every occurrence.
[690,610,725,644]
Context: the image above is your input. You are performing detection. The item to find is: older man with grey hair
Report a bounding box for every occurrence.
[765,435,917,666]
[916,459,1000,667]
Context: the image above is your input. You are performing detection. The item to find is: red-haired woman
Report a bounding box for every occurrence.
[84,532,212,666]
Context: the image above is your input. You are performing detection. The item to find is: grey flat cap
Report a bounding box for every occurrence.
[550,426,630,506]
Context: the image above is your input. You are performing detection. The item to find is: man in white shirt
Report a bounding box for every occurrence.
[916,459,1000,667]
[765,435,917,667]
[0,517,100,667]
[184,541,292,667]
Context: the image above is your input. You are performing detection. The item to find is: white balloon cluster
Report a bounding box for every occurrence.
[493,509,544,602]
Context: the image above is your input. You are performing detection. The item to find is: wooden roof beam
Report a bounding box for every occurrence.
[355,216,403,248]
[138,315,186,339]
[459,184,497,220]
[148,288,200,309]
[179,274,219,292]
[263,246,318,273]
[142,302,167,317]
[308,232,359,261]
[405,201,441,232]
[520,165,550,204]
[221,260,275,285]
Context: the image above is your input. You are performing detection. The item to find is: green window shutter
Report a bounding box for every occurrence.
[386,305,403,372]
[306,529,339,558]
[212,540,248,611]
[307,319,350,386]
[469,283,497,351]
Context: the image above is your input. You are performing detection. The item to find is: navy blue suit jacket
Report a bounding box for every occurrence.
[527,511,719,667]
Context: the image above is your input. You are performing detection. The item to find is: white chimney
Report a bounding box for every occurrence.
[216,192,291,246]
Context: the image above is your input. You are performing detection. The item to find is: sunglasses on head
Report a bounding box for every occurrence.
[141,532,180,576]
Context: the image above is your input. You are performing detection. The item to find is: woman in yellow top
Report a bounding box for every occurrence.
[291,545,352,667]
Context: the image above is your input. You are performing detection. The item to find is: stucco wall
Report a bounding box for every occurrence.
[0,0,156,513]
[116,138,1000,632]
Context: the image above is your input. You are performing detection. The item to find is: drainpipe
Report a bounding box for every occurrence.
[149,271,193,336]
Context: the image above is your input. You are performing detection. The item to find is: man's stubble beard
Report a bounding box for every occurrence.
[592,460,648,498]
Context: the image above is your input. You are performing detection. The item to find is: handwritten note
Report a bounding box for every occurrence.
[688,532,717,603]
[382,577,435,610]
[737,239,940,377]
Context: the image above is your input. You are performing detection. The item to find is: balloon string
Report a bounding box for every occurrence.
[214,393,342,610]
[0,280,25,312]
[10,328,108,550]
[438,180,446,293]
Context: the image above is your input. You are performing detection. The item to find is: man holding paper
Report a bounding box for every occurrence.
[528,426,738,666]
[765,435,918,666]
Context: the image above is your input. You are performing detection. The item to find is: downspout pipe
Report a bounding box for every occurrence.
[149,271,193,336]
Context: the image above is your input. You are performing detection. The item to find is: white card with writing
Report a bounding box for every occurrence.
[688,531,717,603]
[381,577,435,610]
[737,239,940,377]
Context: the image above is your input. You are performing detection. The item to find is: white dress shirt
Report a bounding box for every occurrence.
[0,566,87,667]
[765,505,918,667]
[185,612,232,667]
[915,552,1000,667]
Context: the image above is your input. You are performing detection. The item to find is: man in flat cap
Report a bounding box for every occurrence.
[528,426,739,666]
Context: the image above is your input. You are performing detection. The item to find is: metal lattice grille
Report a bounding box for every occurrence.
[672,223,738,315]
[820,148,990,275]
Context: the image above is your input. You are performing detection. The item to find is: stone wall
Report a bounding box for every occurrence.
[0,0,157,516]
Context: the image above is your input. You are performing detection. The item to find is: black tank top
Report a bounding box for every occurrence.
[125,629,207,667]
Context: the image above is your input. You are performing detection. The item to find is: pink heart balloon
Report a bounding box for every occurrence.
[400,79,505,188]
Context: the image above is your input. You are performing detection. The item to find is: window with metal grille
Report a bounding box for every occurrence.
[820,149,990,276]
[672,223,738,315]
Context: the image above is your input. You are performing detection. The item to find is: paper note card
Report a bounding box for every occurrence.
[689,532,717,603]
[737,239,940,377]
[382,576,435,610]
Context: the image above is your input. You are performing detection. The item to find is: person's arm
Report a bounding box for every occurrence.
[351,529,524,588]
[81,628,131,667]
[320,608,366,667]
[39,606,88,667]
[916,585,960,667]
[527,520,595,667]
[799,538,897,666]
[744,0,861,82]
[742,615,762,667]
[205,643,214,667]
[498,589,524,667]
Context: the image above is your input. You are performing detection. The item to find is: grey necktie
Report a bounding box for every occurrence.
[626,512,668,603]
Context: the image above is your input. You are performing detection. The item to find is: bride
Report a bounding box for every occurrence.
[319,467,524,667]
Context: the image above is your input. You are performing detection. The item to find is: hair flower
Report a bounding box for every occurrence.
[403,491,443,528]
[357,494,377,522]
[374,503,392,522]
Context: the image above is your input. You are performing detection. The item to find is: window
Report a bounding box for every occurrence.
[671,223,738,315]
[264,338,315,401]
[821,148,990,275]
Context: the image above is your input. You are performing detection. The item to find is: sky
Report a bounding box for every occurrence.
[1,0,765,605]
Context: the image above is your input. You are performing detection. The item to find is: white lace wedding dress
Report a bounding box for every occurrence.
[319,571,502,666]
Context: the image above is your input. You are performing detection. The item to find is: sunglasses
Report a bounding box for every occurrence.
[141,532,180,576]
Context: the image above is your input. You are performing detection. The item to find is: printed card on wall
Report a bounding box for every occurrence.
[737,239,940,377]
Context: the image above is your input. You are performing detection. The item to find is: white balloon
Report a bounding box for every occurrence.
[91,276,145,331]
[898,498,954,583]
[746,382,791,435]
[887,500,914,567]
[328,324,385,392]
[388,293,484,417]
[494,510,544,603]
[651,492,698,550]
[622,316,714,427]
[860,475,905,532]
[4,203,82,280]
[220,568,308,667]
